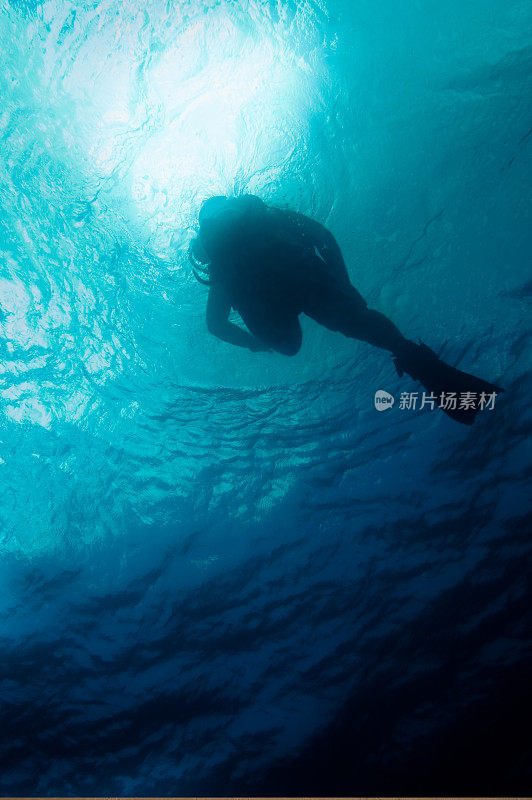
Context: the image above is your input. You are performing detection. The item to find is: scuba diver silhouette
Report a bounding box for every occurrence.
[190,194,503,425]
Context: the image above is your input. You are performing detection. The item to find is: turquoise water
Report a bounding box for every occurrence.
[1,0,531,794]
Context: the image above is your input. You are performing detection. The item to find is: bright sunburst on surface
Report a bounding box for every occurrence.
[38,1,324,254]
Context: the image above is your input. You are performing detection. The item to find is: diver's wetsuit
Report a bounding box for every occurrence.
[195,195,503,425]
[201,196,405,356]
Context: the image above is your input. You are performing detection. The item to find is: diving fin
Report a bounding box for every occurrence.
[392,340,505,425]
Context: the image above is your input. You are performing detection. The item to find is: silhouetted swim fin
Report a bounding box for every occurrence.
[393,340,505,425]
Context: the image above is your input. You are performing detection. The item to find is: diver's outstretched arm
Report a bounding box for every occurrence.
[206,285,269,351]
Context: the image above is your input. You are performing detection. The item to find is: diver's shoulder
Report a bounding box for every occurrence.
[270,207,328,240]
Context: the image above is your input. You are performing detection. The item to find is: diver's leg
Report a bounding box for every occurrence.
[350,307,406,351]
[303,284,406,352]
[303,283,504,425]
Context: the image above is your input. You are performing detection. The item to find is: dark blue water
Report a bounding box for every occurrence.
[1,0,531,794]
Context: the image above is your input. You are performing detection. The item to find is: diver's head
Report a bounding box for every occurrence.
[198,194,267,259]
[198,196,228,229]
[198,196,231,259]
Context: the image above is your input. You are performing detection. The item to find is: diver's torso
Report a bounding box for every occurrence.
[211,207,328,315]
